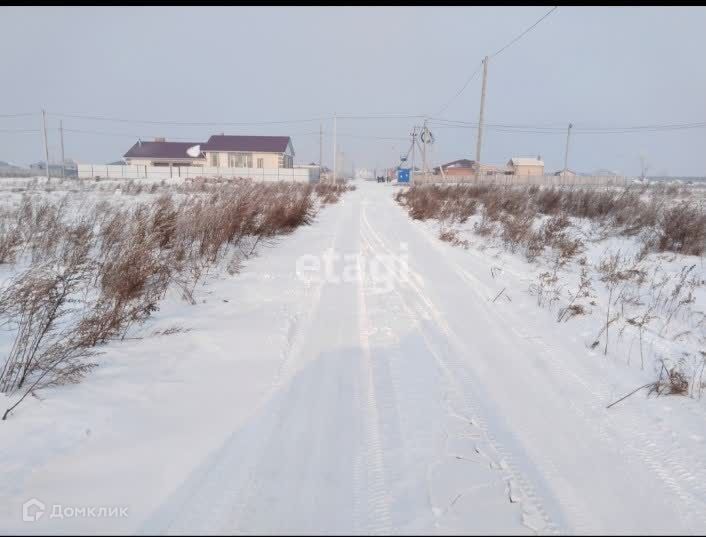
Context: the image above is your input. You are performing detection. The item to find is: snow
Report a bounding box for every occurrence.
[1,180,706,534]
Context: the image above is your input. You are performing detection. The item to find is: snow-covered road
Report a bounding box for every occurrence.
[3,181,706,535]
[141,181,706,535]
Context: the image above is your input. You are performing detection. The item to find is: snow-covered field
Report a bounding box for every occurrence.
[1,179,705,534]
[396,184,705,396]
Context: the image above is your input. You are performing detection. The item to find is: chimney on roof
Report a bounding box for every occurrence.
[154,137,165,142]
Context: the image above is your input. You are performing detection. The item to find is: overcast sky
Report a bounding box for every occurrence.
[1,6,705,176]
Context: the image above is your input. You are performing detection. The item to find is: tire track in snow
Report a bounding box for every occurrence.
[140,194,358,535]
[394,196,706,533]
[356,241,394,535]
[415,215,706,531]
[359,205,556,535]
[223,203,355,534]
[274,195,353,386]
[512,318,706,531]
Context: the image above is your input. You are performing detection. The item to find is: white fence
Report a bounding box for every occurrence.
[77,164,318,183]
[413,173,630,187]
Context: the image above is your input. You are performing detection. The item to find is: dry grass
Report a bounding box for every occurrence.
[396,184,706,257]
[0,179,351,419]
[315,182,355,204]
[397,183,706,398]
[648,360,690,397]
[654,202,706,256]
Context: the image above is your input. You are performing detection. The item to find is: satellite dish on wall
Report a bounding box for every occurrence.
[186,144,201,158]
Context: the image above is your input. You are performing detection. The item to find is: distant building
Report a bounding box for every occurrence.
[123,140,205,167]
[433,159,508,176]
[29,159,78,177]
[507,157,544,176]
[354,168,374,180]
[294,162,322,181]
[592,168,620,177]
[554,169,577,177]
[0,161,33,177]
[294,162,321,170]
[202,135,294,169]
[433,158,475,176]
[123,135,295,169]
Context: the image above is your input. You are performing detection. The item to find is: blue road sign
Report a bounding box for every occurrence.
[397,169,410,183]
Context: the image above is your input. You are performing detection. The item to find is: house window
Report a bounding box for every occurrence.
[279,154,292,169]
[228,152,253,168]
[210,153,219,167]
[257,158,264,168]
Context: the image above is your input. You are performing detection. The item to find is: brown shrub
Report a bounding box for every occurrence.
[439,228,470,248]
[499,211,535,252]
[397,184,704,258]
[648,362,690,397]
[655,202,706,256]
[1,179,354,418]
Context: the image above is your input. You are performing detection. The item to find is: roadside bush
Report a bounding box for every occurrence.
[0,179,352,420]
[396,184,706,257]
[655,202,706,256]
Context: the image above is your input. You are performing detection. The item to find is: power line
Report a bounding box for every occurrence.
[0,113,36,118]
[47,112,426,127]
[64,128,195,139]
[431,126,705,135]
[331,132,410,141]
[429,117,566,128]
[434,61,484,117]
[430,7,558,119]
[489,6,558,59]
[0,128,41,133]
[570,125,706,134]
[63,128,322,139]
[334,114,425,120]
[49,112,331,127]
[427,118,706,132]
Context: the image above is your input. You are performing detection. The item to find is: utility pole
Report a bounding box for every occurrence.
[319,123,323,174]
[42,109,51,181]
[332,113,337,184]
[419,120,434,182]
[639,154,649,181]
[410,126,417,183]
[563,122,573,174]
[59,120,66,179]
[475,56,489,177]
[421,121,427,181]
